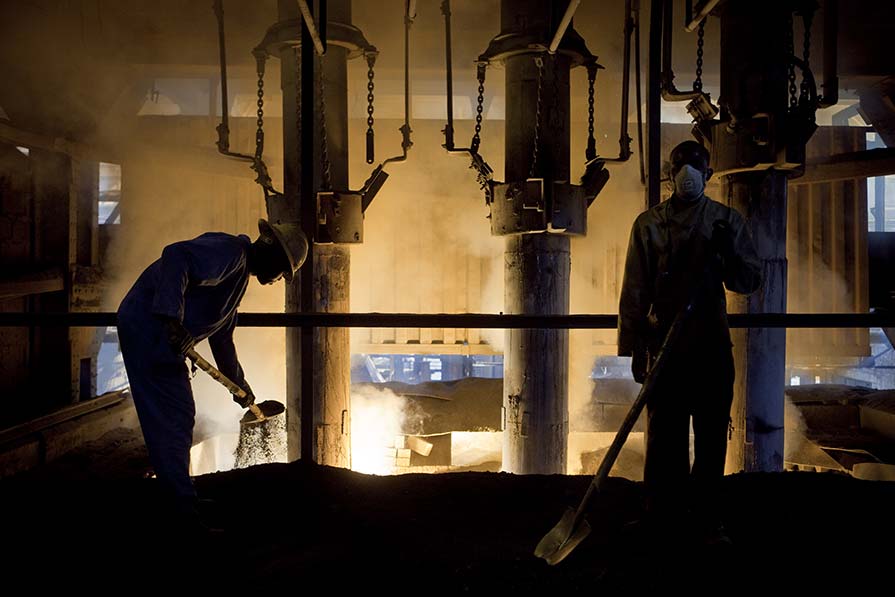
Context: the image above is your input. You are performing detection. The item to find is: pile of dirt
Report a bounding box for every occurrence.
[3,458,892,592]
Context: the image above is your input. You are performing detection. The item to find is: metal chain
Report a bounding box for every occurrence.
[317,53,332,191]
[549,54,562,130]
[786,12,798,111]
[253,50,266,161]
[471,62,486,154]
[295,46,302,168]
[529,55,545,180]
[586,63,597,161]
[799,9,814,105]
[365,51,377,164]
[694,20,705,92]
[468,62,494,204]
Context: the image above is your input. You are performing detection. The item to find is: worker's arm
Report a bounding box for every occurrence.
[618,217,654,382]
[208,314,255,407]
[715,213,762,295]
[150,236,246,322]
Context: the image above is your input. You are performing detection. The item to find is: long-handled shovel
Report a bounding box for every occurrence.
[185,347,285,426]
[534,284,703,565]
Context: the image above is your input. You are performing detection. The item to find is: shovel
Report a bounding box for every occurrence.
[185,347,285,426]
[534,279,705,565]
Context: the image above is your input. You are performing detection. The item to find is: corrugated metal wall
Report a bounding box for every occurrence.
[788,126,870,362]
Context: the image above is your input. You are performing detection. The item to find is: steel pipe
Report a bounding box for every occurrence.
[548,0,581,54]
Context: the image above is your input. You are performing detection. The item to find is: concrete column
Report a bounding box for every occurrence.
[503,234,570,474]
[278,0,304,462]
[279,0,353,466]
[313,1,351,467]
[501,0,572,474]
[720,0,790,473]
[725,173,788,473]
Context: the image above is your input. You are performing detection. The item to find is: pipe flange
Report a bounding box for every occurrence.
[477,28,596,68]
[326,22,377,59]
[257,18,302,55]
[256,19,376,59]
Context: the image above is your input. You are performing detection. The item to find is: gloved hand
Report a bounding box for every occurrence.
[631,349,648,384]
[711,220,735,262]
[162,317,195,356]
[233,390,256,409]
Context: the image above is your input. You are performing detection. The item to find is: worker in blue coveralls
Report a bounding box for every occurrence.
[117,219,308,528]
[618,141,762,546]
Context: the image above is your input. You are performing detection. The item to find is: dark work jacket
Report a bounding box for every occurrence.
[118,232,253,390]
[617,195,762,360]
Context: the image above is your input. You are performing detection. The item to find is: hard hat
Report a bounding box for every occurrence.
[258,219,309,282]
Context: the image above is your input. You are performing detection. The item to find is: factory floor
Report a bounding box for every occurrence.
[3,434,893,593]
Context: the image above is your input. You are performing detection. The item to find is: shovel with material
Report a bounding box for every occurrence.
[185,347,285,427]
[534,274,708,565]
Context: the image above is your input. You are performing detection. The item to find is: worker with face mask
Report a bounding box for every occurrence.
[116,219,307,532]
[617,140,762,545]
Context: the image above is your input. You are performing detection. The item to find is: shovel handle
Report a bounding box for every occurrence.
[186,348,266,422]
[573,302,693,522]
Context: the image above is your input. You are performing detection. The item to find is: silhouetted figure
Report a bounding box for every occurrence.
[117,219,307,530]
[618,141,762,545]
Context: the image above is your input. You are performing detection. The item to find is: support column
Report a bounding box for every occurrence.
[278,0,304,462]
[500,0,572,474]
[313,0,352,467]
[725,173,788,473]
[719,0,791,473]
[278,0,353,466]
[503,234,570,473]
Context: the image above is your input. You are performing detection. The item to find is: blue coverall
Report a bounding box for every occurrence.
[118,233,253,500]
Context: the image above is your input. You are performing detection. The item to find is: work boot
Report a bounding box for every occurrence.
[172,496,225,537]
[698,522,733,547]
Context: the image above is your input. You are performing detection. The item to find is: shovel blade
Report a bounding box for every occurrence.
[240,400,285,426]
[534,507,592,566]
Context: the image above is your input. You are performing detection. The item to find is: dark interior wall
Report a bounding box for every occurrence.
[0,144,33,414]
[869,232,895,310]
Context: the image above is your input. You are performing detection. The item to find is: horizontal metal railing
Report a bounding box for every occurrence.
[1,312,894,329]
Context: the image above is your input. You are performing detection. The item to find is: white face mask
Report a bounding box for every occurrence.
[673,164,706,201]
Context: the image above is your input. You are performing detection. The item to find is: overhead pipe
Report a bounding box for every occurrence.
[662,0,702,101]
[634,0,646,183]
[647,0,662,207]
[602,0,635,162]
[213,0,254,162]
[440,0,481,157]
[818,0,838,108]
[381,0,416,166]
[548,0,581,54]
[441,0,456,151]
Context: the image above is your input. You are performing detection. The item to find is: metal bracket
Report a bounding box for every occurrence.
[550,182,588,235]
[706,114,807,178]
[317,191,363,244]
[489,180,592,236]
[686,92,720,123]
[489,179,546,235]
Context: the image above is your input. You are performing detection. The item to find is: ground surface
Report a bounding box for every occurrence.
[3,439,894,593]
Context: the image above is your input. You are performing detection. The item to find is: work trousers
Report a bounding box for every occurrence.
[117,309,196,501]
[643,344,734,523]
